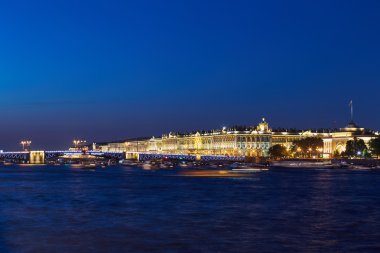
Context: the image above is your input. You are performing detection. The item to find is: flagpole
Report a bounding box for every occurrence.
[349,100,353,122]
[351,100,353,122]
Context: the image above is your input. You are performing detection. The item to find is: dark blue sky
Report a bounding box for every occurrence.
[1,0,380,150]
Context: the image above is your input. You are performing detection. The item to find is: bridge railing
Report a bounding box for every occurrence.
[137,153,245,161]
[0,151,29,160]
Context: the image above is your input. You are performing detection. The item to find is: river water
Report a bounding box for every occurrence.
[0,165,379,253]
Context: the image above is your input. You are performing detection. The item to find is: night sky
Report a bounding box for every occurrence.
[1,0,380,150]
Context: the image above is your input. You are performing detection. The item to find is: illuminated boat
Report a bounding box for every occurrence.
[180,169,248,177]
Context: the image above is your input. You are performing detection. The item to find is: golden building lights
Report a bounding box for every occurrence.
[73,139,87,150]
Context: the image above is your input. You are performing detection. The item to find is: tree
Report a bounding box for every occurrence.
[292,137,323,158]
[269,144,288,159]
[333,150,342,158]
[344,138,368,158]
[344,140,355,157]
[369,137,380,157]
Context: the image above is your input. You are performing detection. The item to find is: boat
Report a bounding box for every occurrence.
[141,161,160,170]
[231,168,269,173]
[119,159,139,167]
[180,169,248,177]
[83,163,97,169]
[271,160,333,169]
[70,163,97,169]
[229,162,269,172]
[350,165,372,170]
[160,161,175,169]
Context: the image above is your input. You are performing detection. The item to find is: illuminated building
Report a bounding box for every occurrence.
[91,118,379,159]
[322,121,378,158]
[157,118,272,157]
[97,118,273,157]
[271,130,330,151]
[321,101,380,158]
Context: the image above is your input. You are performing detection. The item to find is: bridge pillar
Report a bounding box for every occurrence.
[29,151,45,164]
[125,152,139,160]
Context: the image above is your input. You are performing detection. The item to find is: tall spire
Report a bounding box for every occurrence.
[349,100,353,122]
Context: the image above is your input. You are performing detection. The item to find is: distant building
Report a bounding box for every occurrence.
[156,118,272,157]
[94,118,273,158]
[321,101,380,158]
[322,121,378,158]
[87,118,379,159]
[272,130,330,151]
[94,138,150,153]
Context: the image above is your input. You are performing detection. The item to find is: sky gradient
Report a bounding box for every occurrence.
[1,0,380,150]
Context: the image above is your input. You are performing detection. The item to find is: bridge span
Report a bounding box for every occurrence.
[0,150,125,164]
[0,150,245,164]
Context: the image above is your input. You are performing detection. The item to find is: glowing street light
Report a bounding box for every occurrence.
[73,139,86,150]
[20,140,32,151]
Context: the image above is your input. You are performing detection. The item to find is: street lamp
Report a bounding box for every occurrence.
[20,140,32,151]
[73,139,86,150]
[307,147,312,158]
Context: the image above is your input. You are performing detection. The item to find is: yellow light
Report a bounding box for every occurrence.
[20,140,32,151]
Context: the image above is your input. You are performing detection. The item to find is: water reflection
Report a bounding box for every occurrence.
[0,165,379,252]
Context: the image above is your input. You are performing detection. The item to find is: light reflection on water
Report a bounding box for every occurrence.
[0,165,379,253]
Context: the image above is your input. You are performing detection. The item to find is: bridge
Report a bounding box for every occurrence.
[136,153,245,162]
[0,150,125,164]
[0,150,246,164]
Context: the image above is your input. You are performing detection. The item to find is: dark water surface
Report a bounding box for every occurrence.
[0,165,379,253]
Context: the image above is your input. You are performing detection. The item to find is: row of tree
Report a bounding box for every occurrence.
[336,137,380,158]
[268,136,380,159]
[337,138,368,158]
[269,137,324,159]
[369,137,380,157]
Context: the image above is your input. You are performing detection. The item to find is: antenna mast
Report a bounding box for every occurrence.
[349,100,353,122]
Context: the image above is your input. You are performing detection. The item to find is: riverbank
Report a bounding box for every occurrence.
[270,158,380,169]
[332,158,380,167]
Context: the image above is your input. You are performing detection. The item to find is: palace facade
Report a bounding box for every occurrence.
[90,118,379,159]
[322,121,378,157]
[96,118,273,157]
[271,130,330,150]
